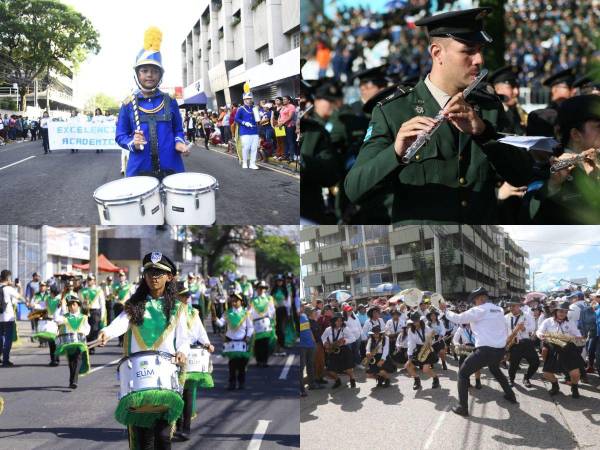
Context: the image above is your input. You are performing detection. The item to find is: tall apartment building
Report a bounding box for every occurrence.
[180,0,300,109]
[300,225,529,301]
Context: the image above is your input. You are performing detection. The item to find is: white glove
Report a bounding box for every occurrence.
[243,121,254,128]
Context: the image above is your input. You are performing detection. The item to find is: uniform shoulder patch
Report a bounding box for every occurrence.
[122,95,132,105]
[377,86,413,107]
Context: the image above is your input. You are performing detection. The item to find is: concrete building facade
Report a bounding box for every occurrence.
[300,225,529,301]
[180,0,300,109]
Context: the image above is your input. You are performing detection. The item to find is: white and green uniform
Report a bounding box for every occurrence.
[55,311,91,374]
[240,281,253,299]
[32,294,62,342]
[217,307,254,359]
[185,305,213,389]
[249,294,276,341]
[113,282,132,304]
[32,291,51,309]
[101,297,190,429]
[80,285,107,327]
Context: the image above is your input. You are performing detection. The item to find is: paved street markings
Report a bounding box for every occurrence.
[0,155,36,171]
[248,419,271,450]
[279,354,295,380]
[423,405,450,450]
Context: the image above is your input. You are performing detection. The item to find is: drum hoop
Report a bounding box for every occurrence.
[57,332,86,340]
[93,179,160,206]
[116,350,176,371]
[161,177,218,195]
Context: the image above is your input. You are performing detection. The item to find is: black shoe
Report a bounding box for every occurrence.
[504,394,518,404]
[69,383,77,389]
[2,361,14,367]
[350,378,356,388]
[413,378,422,391]
[49,361,58,367]
[509,379,515,387]
[89,348,95,355]
[571,385,580,399]
[452,405,469,417]
[475,379,482,390]
[227,383,236,391]
[332,379,342,389]
[375,377,383,387]
[523,378,532,388]
[442,362,448,371]
[383,379,390,388]
[549,382,560,396]
[432,377,440,389]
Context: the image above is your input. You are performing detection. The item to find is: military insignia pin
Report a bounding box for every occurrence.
[415,105,424,114]
[151,252,162,264]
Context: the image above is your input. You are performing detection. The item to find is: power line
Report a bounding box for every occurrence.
[512,239,600,247]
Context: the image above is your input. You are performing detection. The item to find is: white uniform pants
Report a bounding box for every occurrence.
[240,134,259,168]
[121,149,129,174]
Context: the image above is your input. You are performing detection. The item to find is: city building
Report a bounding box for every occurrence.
[180,0,300,109]
[300,225,529,301]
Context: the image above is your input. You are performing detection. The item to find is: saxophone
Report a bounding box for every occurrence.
[506,321,525,350]
[541,332,586,348]
[326,340,342,354]
[454,344,475,356]
[417,331,435,363]
[361,339,382,366]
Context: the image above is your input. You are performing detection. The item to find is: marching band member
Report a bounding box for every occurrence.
[30,281,50,341]
[364,326,394,387]
[55,293,91,389]
[392,324,409,367]
[216,290,254,390]
[97,252,190,450]
[531,305,545,352]
[504,298,539,388]
[384,308,405,354]
[249,280,276,368]
[175,281,214,441]
[536,301,585,399]
[342,304,363,366]
[362,305,386,340]
[453,323,481,389]
[322,312,357,388]
[239,274,254,306]
[426,309,448,370]
[405,312,440,390]
[440,287,517,417]
[80,274,106,354]
[271,274,290,355]
[32,283,64,366]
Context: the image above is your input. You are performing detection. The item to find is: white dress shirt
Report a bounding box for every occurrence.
[406,325,434,358]
[362,318,386,340]
[444,302,508,349]
[345,314,363,341]
[215,307,254,341]
[385,318,405,337]
[0,285,20,322]
[536,317,581,339]
[102,304,190,355]
[428,320,446,337]
[188,310,210,346]
[453,326,476,346]
[366,336,389,359]
[396,332,408,349]
[505,312,535,342]
[321,325,357,345]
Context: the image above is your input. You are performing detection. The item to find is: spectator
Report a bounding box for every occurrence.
[278,96,297,162]
[1,269,24,367]
[299,304,322,396]
[271,97,286,160]
[40,111,50,154]
[29,117,38,141]
[185,112,196,143]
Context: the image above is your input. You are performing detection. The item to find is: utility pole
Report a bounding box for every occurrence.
[9,226,18,278]
[90,226,98,277]
[432,227,442,294]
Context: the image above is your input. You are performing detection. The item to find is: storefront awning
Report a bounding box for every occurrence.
[182,92,208,105]
[72,254,126,273]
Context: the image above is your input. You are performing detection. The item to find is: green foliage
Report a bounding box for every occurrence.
[0,0,101,111]
[409,242,435,291]
[84,93,119,115]
[213,254,237,275]
[254,233,299,280]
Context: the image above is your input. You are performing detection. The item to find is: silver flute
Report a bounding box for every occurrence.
[401,68,488,164]
[550,149,600,173]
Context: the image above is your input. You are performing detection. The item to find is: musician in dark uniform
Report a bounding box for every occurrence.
[344,8,542,224]
[573,75,600,96]
[526,67,577,137]
[300,80,344,223]
[520,94,600,224]
[488,65,527,135]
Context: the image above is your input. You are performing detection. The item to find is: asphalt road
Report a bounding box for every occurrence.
[0,320,299,450]
[0,140,299,225]
[301,354,600,450]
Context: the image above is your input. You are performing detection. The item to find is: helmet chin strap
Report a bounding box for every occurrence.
[133,69,164,95]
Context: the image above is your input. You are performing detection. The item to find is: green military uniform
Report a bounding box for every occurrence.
[344,79,541,223]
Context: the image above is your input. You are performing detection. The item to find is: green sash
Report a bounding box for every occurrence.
[251,295,271,316]
[225,308,247,331]
[47,296,61,316]
[273,288,286,306]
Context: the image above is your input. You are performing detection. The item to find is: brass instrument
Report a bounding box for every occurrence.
[417,331,435,363]
[454,344,475,357]
[325,340,342,354]
[362,339,383,366]
[541,332,586,348]
[516,103,528,128]
[506,321,525,350]
[550,149,600,173]
[27,309,48,320]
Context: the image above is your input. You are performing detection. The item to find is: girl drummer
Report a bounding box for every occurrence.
[175,281,214,441]
[405,312,440,390]
[55,293,91,388]
[98,251,189,450]
[364,326,394,388]
[321,312,357,389]
[216,289,254,390]
[249,280,276,368]
[426,309,448,370]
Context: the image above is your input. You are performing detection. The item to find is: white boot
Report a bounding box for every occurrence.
[249,135,259,169]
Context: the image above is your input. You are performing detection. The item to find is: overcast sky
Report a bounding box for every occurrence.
[502,226,600,291]
[61,0,201,105]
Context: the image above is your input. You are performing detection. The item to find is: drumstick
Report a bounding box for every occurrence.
[131,91,144,151]
[87,337,113,350]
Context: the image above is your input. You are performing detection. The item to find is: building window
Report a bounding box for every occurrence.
[257,46,269,63]
[364,225,387,241]
[367,245,390,266]
[350,250,365,270]
[369,271,392,287]
[291,32,300,50]
[348,226,362,245]
[232,10,241,26]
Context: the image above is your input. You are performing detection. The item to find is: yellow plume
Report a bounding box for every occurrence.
[144,27,163,51]
[243,82,251,93]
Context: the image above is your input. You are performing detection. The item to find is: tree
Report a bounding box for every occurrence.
[213,255,237,275]
[189,226,256,275]
[0,0,100,111]
[84,93,120,115]
[254,233,299,280]
[410,242,435,291]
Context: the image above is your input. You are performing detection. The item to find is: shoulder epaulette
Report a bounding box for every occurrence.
[377,86,413,107]
[122,95,133,106]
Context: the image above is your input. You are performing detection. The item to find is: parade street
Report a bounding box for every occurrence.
[301,358,600,450]
[0,140,299,225]
[0,320,299,450]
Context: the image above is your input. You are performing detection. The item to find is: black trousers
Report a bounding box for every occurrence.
[88,309,102,342]
[41,128,49,152]
[254,337,270,364]
[49,339,58,363]
[508,339,540,380]
[229,358,248,386]
[275,306,288,348]
[130,419,172,450]
[458,346,514,411]
[67,349,82,384]
[176,387,194,433]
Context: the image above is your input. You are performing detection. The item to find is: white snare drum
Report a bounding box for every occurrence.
[116,351,182,400]
[162,172,218,225]
[187,346,212,373]
[223,341,247,353]
[37,320,58,335]
[56,332,87,347]
[253,317,272,334]
[93,176,163,225]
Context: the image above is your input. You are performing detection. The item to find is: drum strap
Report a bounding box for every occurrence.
[139,93,172,179]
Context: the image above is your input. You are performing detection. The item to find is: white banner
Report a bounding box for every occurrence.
[48,117,121,150]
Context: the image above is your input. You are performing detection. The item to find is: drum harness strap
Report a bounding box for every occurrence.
[139,93,172,180]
